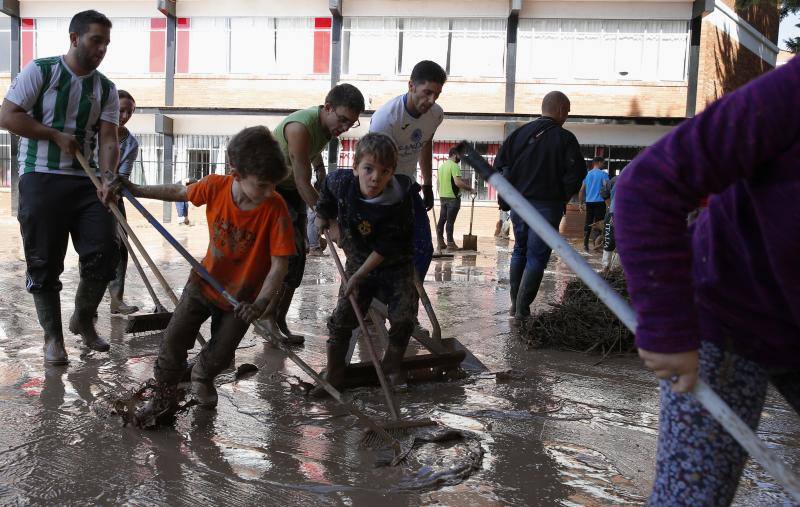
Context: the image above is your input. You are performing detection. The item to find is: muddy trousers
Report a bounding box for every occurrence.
[327,263,415,348]
[650,340,800,506]
[17,172,119,293]
[107,200,129,302]
[276,188,307,289]
[154,279,250,385]
[436,197,461,244]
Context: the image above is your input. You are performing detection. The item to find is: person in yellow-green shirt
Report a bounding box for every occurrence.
[436,147,475,250]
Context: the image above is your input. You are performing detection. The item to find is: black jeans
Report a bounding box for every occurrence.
[18,172,119,293]
[436,197,461,243]
[583,201,607,249]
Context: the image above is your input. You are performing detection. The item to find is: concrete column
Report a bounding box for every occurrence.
[686,0,714,117]
[4,1,20,215]
[156,114,174,223]
[328,0,343,171]
[505,13,519,113]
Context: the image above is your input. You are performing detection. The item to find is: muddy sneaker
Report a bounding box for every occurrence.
[411,319,431,341]
[191,379,218,409]
[134,383,180,429]
[308,247,327,257]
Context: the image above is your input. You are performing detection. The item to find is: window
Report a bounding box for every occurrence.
[178,17,320,75]
[33,17,164,75]
[517,19,689,82]
[343,17,399,75]
[400,18,448,74]
[187,149,211,180]
[449,18,506,78]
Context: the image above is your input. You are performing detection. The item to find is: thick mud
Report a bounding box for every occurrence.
[0,194,798,505]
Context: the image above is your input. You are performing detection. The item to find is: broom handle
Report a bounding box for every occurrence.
[76,154,180,307]
[118,184,401,448]
[456,142,800,502]
[324,233,400,421]
[76,153,205,344]
[468,194,476,235]
[117,224,164,310]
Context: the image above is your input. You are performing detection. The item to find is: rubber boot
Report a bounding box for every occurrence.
[436,237,447,252]
[514,268,544,320]
[310,340,349,398]
[68,279,111,352]
[33,292,69,366]
[509,261,524,317]
[446,241,461,251]
[275,285,304,345]
[382,335,410,387]
[134,382,180,428]
[109,294,139,315]
[190,361,218,409]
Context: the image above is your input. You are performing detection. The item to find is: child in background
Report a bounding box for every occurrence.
[123,126,296,425]
[615,57,800,504]
[311,133,416,395]
[108,90,139,315]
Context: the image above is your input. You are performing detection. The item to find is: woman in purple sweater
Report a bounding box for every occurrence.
[615,55,800,505]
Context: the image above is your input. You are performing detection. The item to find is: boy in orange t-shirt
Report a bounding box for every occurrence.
[123,126,295,426]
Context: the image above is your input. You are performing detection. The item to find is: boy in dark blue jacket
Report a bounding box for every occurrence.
[312,133,416,395]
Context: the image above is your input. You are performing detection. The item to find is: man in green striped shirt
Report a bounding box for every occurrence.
[0,10,120,365]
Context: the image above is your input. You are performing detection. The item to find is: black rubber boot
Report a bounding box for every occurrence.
[310,340,349,398]
[275,285,304,345]
[68,279,110,352]
[33,292,69,366]
[190,361,218,409]
[134,382,180,429]
[509,261,524,317]
[514,268,544,319]
[382,335,410,387]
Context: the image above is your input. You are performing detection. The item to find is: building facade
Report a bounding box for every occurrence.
[0,0,780,216]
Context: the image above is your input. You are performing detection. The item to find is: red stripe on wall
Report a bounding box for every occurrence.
[313,17,331,75]
[21,18,34,67]
[176,18,190,74]
[149,18,166,73]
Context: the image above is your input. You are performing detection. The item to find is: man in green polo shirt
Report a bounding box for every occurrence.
[436,147,474,250]
[272,83,365,344]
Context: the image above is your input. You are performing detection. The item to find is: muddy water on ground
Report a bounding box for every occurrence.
[0,202,798,505]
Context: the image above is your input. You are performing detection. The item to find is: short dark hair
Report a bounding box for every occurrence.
[69,10,112,36]
[448,146,460,158]
[410,60,447,86]
[325,83,365,114]
[118,90,135,103]
[353,133,397,171]
[227,126,289,182]
[592,156,605,164]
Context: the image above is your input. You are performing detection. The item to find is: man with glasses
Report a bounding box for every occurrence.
[272,83,366,344]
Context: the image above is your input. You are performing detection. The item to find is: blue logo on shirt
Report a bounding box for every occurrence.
[411,128,423,144]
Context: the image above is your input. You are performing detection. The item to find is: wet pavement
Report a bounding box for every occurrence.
[0,194,798,505]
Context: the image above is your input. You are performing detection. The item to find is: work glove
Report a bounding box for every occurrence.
[422,185,434,211]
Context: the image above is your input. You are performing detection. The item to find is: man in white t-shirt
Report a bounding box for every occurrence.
[369,60,446,335]
[0,10,120,365]
[369,60,447,279]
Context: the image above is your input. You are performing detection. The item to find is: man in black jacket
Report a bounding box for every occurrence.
[494,91,586,319]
